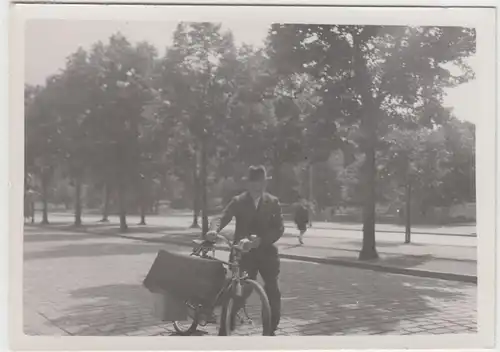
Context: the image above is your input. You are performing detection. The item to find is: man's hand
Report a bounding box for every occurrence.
[238,238,253,252]
[205,230,218,243]
[249,235,261,248]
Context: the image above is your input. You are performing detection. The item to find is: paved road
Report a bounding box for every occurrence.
[45,212,477,246]
[41,213,477,263]
[24,226,477,336]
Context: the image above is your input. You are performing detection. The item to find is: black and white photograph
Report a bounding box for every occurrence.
[8,3,497,350]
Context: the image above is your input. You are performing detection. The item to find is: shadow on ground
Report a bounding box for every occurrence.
[23,232,101,243]
[24,226,446,271]
[23,240,176,261]
[26,222,190,235]
[279,261,475,335]
[46,283,166,336]
[34,257,475,336]
[41,283,216,336]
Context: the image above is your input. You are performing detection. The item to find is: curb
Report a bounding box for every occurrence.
[283,224,477,238]
[29,224,477,284]
[277,253,477,284]
[125,235,478,284]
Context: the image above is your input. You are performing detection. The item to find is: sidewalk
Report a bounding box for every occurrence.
[29,215,477,283]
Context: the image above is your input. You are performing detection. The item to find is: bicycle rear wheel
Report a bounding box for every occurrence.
[219,279,272,336]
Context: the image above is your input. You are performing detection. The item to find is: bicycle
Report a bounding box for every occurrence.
[172,234,273,336]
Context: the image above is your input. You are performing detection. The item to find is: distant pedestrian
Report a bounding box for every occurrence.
[293,198,309,245]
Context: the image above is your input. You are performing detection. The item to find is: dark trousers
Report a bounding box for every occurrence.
[296,221,307,233]
[238,246,281,332]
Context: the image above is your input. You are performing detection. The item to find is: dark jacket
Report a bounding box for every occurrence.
[216,191,285,247]
[294,202,309,225]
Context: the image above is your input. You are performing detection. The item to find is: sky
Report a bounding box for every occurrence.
[25,20,478,124]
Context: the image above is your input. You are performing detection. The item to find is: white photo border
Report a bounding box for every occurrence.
[8,2,497,351]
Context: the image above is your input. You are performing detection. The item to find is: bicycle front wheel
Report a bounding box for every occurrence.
[219,279,272,336]
[173,301,199,336]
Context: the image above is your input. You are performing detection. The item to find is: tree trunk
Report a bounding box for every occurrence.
[353,33,379,261]
[200,137,209,235]
[139,206,146,225]
[138,178,147,226]
[271,149,282,198]
[41,175,49,225]
[100,184,110,222]
[404,180,411,243]
[190,153,200,229]
[74,176,82,226]
[118,182,128,233]
[359,143,379,260]
[30,201,35,223]
[139,191,147,226]
[191,195,200,228]
[308,163,314,226]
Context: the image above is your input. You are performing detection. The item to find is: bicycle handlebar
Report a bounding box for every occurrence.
[217,234,246,252]
[208,233,258,252]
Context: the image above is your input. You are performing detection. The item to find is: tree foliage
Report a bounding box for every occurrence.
[25,24,476,254]
[267,24,476,259]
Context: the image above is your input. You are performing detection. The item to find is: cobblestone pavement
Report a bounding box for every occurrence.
[23,226,477,336]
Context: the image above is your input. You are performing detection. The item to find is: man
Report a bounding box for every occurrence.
[206,165,284,335]
[293,198,309,245]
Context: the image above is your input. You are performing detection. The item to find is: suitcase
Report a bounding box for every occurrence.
[143,250,226,304]
[150,290,188,322]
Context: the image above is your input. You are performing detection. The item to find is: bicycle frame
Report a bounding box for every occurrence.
[189,236,249,313]
[174,235,270,335]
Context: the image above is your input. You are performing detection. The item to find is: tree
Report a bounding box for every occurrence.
[25,76,67,224]
[85,34,158,232]
[437,117,475,206]
[378,114,475,220]
[55,47,98,226]
[267,24,476,260]
[158,22,239,234]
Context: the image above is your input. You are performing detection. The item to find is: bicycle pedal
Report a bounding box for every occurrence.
[241,318,254,326]
[199,313,217,326]
[235,314,252,325]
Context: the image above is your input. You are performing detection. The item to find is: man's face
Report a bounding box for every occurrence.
[247,179,266,198]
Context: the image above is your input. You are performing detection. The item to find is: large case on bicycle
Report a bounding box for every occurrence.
[143,249,226,305]
[151,290,189,321]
